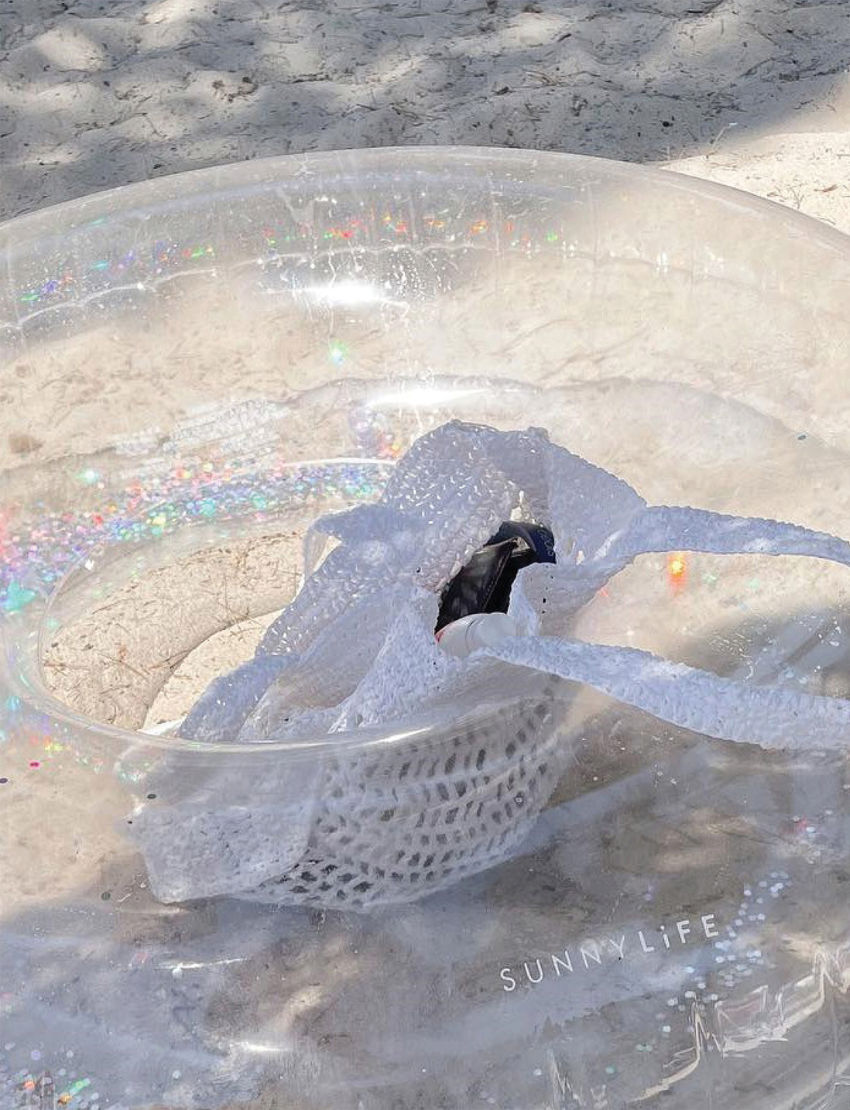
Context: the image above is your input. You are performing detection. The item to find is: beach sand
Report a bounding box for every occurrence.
[2,0,850,231]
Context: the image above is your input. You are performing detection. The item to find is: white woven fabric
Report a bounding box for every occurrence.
[130,421,850,908]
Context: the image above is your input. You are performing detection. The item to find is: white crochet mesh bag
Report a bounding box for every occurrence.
[129,421,850,909]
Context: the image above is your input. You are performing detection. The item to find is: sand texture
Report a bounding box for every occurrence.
[1,0,850,230]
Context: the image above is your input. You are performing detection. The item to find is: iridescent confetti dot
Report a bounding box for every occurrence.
[329,342,348,366]
[3,582,36,612]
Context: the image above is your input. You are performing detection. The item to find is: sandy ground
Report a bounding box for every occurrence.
[2,0,850,230]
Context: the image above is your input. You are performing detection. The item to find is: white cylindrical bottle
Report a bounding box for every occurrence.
[436,612,518,658]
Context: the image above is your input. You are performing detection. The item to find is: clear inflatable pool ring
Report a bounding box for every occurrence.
[2,148,850,1109]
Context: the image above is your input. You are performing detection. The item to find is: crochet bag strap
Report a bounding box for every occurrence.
[490,503,850,754]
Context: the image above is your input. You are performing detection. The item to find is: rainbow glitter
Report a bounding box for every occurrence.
[0,456,393,616]
[5,196,572,325]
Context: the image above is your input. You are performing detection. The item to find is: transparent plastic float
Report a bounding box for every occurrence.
[2,148,850,1109]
